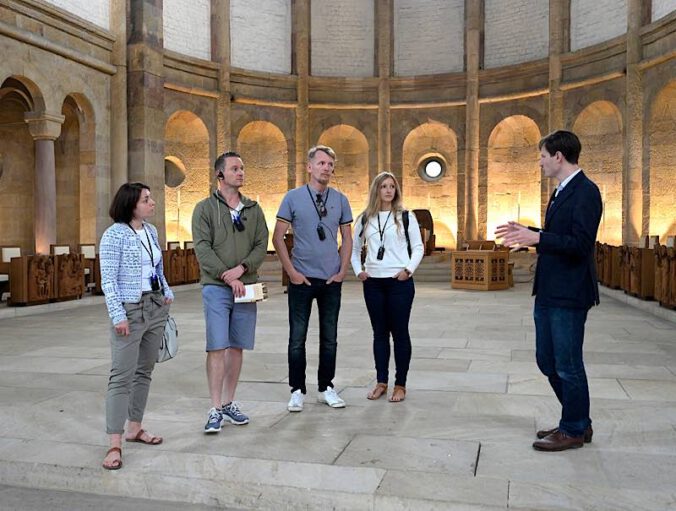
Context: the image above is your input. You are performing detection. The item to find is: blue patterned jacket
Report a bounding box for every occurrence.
[99,222,174,325]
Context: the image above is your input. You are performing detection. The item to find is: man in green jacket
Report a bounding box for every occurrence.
[192,151,268,433]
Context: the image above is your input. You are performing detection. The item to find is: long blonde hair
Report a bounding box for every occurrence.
[358,172,404,237]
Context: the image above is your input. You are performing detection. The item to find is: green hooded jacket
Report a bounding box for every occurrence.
[191,191,269,286]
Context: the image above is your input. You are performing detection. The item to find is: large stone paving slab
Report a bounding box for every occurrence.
[335,434,479,474]
[0,281,675,509]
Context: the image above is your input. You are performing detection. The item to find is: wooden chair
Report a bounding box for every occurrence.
[78,244,99,291]
[412,209,436,256]
[183,241,200,283]
[50,244,71,255]
[0,246,22,301]
[167,241,181,250]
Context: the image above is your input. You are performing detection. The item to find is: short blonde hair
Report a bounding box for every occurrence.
[307,145,336,162]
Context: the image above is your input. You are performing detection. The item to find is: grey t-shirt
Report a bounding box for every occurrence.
[276,185,353,280]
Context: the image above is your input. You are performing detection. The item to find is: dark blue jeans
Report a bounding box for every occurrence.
[363,277,415,387]
[288,278,342,393]
[534,304,591,437]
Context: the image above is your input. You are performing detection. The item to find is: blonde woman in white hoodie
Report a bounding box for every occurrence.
[351,172,424,402]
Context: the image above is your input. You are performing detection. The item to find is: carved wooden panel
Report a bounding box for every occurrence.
[619,246,631,293]
[162,248,186,285]
[451,250,509,290]
[53,253,85,300]
[629,247,655,300]
[9,255,54,305]
[185,248,200,283]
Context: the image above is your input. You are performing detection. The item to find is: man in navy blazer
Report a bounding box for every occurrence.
[496,130,602,452]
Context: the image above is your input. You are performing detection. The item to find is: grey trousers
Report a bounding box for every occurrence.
[106,291,168,434]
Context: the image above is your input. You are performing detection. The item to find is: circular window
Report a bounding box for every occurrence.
[419,157,445,181]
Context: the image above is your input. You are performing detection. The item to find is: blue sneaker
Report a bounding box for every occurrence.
[204,407,223,433]
[221,401,249,425]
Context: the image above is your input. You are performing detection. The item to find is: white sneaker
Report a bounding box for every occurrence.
[287,389,305,412]
[318,387,346,408]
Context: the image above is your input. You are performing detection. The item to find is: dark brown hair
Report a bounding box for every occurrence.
[539,130,582,164]
[109,182,150,223]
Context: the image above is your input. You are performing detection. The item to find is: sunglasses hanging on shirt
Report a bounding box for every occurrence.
[307,185,330,241]
[228,206,245,232]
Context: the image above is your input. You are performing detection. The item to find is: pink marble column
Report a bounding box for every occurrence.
[25,112,64,254]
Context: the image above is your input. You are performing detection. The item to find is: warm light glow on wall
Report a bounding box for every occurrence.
[486,115,541,240]
[402,122,458,248]
[573,100,623,245]
[164,111,211,245]
[318,124,370,212]
[649,81,676,242]
[237,120,289,251]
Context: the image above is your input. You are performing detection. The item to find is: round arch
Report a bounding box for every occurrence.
[572,100,623,244]
[164,110,210,242]
[317,124,369,213]
[648,81,676,240]
[236,120,288,249]
[402,121,458,248]
[487,115,541,240]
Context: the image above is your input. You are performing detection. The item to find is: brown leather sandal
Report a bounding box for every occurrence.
[389,385,406,402]
[102,447,122,470]
[125,428,163,445]
[367,383,388,400]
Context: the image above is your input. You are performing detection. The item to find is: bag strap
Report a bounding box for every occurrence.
[403,210,412,258]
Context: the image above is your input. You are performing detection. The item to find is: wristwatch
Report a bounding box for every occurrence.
[241,262,249,273]
[404,269,412,276]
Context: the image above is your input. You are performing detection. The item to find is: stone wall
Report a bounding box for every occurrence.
[231,0,292,74]
[164,0,211,61]
[0,94,35,253]
[393,0,464,76]
[572,101,624,245]
[652,0,676,22]
[570,0,627,51]
[311,0,374,77]
[486,115,542,239]
[164,111,211,243]
[43,0,109,29]
[484,0,549,68]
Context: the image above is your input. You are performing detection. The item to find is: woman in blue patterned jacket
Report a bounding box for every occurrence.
[100,182,174,470]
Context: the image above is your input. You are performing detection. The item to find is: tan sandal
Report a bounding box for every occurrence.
[367,383,388,400]
[389,385,406,402]
[125,428,163,445]
[102,447,122,470]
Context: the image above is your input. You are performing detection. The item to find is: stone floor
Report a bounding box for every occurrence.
[0,282,675,510]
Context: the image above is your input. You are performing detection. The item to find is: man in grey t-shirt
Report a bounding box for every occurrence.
[272,145,353,412]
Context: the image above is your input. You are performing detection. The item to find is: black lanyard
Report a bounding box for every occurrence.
[129,224,155,268]
[377,211,392,247]
[306,185,329,220]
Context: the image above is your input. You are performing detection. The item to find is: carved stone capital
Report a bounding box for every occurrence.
[24,112,65,141]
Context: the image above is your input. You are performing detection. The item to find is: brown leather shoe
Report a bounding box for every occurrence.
[533,430,584,451]
[536,426,593,443]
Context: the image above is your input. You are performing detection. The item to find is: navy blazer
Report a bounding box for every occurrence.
[530,171,602,309]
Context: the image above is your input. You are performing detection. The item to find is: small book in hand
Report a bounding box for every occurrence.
[234,283,268,303]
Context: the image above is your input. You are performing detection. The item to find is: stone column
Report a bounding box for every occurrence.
[463,0,482,242]
[212,0,233,160]
[294,0,310,187]
[127,0,166,241]
[376,0,392,177]
[545,0,569,219]
[623,0,647,244]
[110,0,128,191]
[25,112,64,254]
